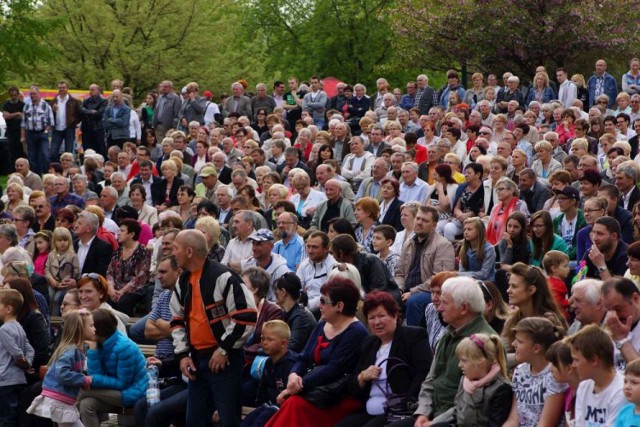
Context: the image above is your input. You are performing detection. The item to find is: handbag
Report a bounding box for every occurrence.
[373,357,418,423]
[299,366,349,408]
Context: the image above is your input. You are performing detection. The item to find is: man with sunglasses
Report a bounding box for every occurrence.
[30,195,54,232]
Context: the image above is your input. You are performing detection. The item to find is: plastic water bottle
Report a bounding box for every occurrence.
[146,365,160,407]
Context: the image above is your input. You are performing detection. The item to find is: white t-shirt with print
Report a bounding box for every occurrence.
[512,363,568,427]
[574,373,626,427]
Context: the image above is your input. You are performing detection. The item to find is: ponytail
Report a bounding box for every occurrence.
[489,335,508,378]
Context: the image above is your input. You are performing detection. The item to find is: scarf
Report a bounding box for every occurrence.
[463,363,501,394]
[486,196,518,245]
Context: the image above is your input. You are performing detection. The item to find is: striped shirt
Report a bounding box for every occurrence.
[148,289,174,358]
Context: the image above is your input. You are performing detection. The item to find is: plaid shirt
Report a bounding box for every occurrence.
[49,193,85,217]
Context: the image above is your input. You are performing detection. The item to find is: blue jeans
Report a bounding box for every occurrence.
[240,404,278,427]
[314,119,325,128]
[134,383,189,427]
[50,127,76,162]
[0,384,24,427]
[405,291,432,327]
[187,350,243,427]
[129,314,149,344]
[26,131,49,176]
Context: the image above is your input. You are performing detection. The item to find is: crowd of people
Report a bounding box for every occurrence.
[2,57,640,426]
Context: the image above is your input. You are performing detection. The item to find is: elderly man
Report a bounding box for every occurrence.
[273,212,306,272]
[103,89,131,149]
[395,206,455,326]
[15,158,43,191]
[110,172,131,207]
[170,229,256,427]
[211,152,232,185]
[153,80,182,142]
[616,161,640,212]
[587,59,619,108]
[251,83,276,119]
[223,81,252,117]
[401,277,496,427]
[98,187,118,221]
[289,171,326,229]
[240,229,289,292]
[315,163,355,201]
[332,121,351,163]
[415,74,438,115]
[21,85,54,175]
[215,185,233,226]
[567,279,605,335]
[72,174,98,202]
[194,166,220,202]
[31,195,54,232]
[221,210,255,273]
[221,137,243,167]
[50,176,85,216]
[356,157,389,202]
[310,179,356,232]
[399,162,428,202]
[341,136,375,191]
[72,211,114,278]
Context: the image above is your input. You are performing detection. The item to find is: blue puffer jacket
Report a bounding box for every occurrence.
[87,330,147,407]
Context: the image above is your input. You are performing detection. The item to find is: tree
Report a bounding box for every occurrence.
[391,0,640,78]
[0,0,54,85]
[243,0,404,85]
[29,0,266,98]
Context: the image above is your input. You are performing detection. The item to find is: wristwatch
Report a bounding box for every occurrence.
[597,265,608,273]
[615,337,630,350]
[218,348,228,357]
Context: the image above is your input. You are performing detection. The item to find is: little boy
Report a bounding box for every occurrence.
[241,320,297,427]
[567,324,626,427]
[542,250,570,318]
[615,358,640,426]
[547,340,581,426]
[372,224,399,277]
[0,289,35,427]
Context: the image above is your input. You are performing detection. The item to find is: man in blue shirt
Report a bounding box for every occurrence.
[273,212,305,272]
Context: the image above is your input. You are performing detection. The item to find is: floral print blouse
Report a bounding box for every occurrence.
[106,243,151,295]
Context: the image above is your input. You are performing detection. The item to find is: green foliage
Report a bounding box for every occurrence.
[0,0,56,85]
[25,0,266,99]
[242,0,415,87]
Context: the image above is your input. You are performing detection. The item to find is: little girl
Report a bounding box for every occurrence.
[27,310,94,427]
[504,317,568,427]
[429,333,513,427]
[33,230,52,277]
[45,227,80,316]
[547,340,580,427]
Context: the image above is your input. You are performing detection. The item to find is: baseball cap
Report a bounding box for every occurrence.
[553,185,580,200]
[199,166,217,178]
[248,229,274,242]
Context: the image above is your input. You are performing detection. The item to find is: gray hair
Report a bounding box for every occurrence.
[617,162,638,180]
[401,162,419,173]
[441,276,486,314]
[72,174,88,184]
[572,279,603,305]
[217,185,233,198]
[78,211,99,234]
[110,172,125,182]
[1,246,33,268]
[496,177,520,197]
[0,224,18,246]
[101,186,118,199]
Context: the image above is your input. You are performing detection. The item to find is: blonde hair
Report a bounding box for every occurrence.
[456,333,507,378]
[262,320,291,340]
[52,227,74,254]
[48,310,92,367]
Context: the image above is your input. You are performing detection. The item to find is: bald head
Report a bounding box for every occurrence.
[174,230,209,271]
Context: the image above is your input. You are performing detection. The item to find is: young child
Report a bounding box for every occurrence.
[372,225,399,277]
[430,333,513,426]
[0,289,35,427]
[547,340,581,427]
[33,230,52,277]
[27,310,94,427]
[45,227,80,316]
[542,250,570,319]
[567,324,626,427]
[241,320,298,427]
[505,317,567,427]
[458,217,496,282]
[616,358,640,426]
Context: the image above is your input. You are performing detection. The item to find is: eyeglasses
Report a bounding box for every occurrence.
[319,296,334,305]
[531,224,545,229]
[496,187,509,192]
[584,208,604,213]
[597,101,608,105]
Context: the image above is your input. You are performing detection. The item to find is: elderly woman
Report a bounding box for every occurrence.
[570,137,590,158]
[78,309,147,426]
[151,160,184,211]
[42,174,57,199]
[424,164,458,235]
[532,140,562,186]
[337,291,431,427]
[482,156,508,218]
[508,149,528,185]
[342,137,375,192]
[265,277,368,427]
[106,219,151,316]
[486,177,529,245]
[264,183,290,230]
[59,152,75,177]
[294,128,314,162]
[378,177,403,232]
[354,197,380,253]
[129,184,158,227]
[5,182,26,215]
[13,205,36,255]
[491,114,507,142]
[194,216,225,262]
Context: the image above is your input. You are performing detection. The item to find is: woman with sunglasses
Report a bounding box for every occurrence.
[77,273,129,334]
[265,277,368,427]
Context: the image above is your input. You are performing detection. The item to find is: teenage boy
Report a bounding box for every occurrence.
[542,250,571,320]
[567,324,626,427]
[0,289,34,427]
[372,224,399,276]
[241,320,297,427]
